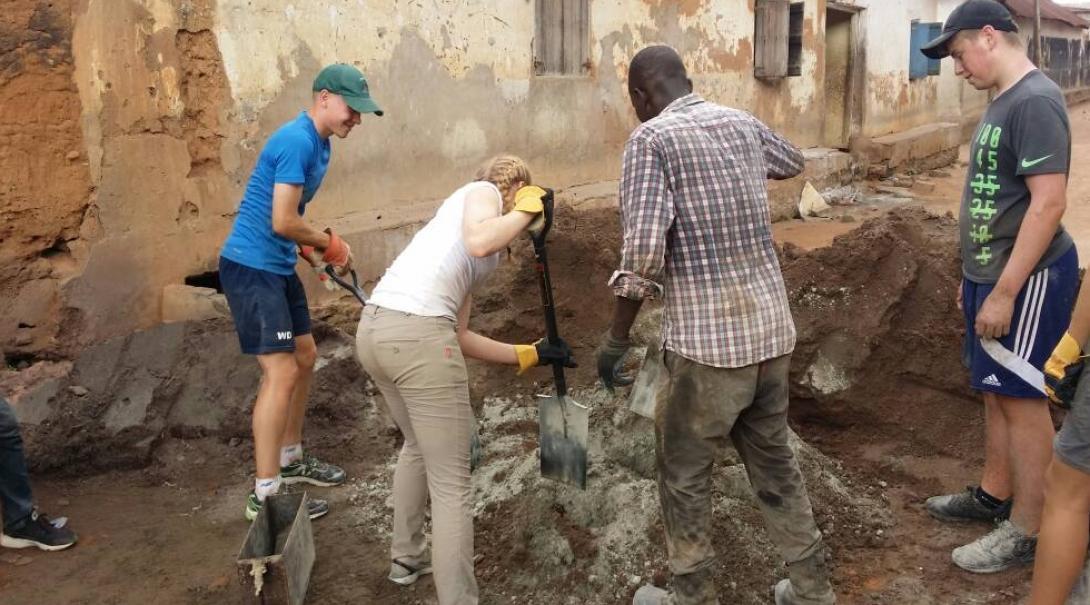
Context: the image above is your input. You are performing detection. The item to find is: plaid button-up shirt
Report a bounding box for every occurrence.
[609,94,804,368]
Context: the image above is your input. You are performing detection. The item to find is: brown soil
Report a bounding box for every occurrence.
[0,0,92,358]
[0,205,1049,604]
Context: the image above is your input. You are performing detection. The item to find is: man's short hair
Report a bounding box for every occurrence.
[955,28,1023,49]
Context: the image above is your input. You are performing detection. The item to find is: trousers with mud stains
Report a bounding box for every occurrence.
[356,305,478,605]
[653,352,834,604]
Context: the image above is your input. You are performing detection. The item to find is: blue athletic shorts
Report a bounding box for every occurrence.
[219,256,311,355]
[962,245,1078,399]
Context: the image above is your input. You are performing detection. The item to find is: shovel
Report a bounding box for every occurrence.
[323,265,368,306]
[628,340,665,419]
[530,190,589,490]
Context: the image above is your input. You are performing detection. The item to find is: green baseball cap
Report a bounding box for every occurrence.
[312,63,383,116]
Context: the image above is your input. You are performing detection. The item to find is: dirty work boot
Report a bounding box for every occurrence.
[280,452,346,487]
[951,520,1036,573]
[774,550,836,605]
[388,557,433,586]
[0,509,77,551]
[926,486,1011,524]
[244,491,329,522]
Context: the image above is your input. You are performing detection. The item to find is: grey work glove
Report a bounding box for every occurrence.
[470,415,482,472]
[596,333,635,392]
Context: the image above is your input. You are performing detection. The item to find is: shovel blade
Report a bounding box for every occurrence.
[539,394,589,490]
[628,342,664,419]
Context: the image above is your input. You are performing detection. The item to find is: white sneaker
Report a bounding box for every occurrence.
[951,520,1036,573]
[388,558,433,586]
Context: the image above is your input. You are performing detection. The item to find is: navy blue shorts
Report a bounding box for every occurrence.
[219,256,311,355]
[963,245,1079,398]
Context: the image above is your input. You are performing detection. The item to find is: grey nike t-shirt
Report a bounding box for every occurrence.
[960,69,1073,282]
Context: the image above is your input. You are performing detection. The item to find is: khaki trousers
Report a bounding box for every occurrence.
[655,352,829,604]
[356,305,478,605]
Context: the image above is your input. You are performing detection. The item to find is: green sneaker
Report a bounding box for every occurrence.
[280,453,346,487]
[244,491,330,522]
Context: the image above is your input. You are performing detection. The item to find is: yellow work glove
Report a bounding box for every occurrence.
[513,185,546,234]
[514,337,577,375]
[1044,332,1084,409]
[514,343,539,375]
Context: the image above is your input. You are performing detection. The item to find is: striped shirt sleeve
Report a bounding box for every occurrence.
[609,135,673,301]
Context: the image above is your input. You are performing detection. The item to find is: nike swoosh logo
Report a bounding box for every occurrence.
[1022,154,1054,168]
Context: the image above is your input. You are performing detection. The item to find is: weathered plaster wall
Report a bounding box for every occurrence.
[853,0,945,137]
[58,0,239,354]
[209,0,826,228]
[935,0,991,130]
[2,0,836,356]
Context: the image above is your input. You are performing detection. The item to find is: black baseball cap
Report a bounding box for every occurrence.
[920,0,1019,60]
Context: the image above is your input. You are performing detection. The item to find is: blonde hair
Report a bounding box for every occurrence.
[475,155,532,198]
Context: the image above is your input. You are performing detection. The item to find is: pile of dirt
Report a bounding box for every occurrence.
[19,319,373,475]
[780,207,979,469]
[467,207,629,397]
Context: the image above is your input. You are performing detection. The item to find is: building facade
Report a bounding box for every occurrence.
[2,0,1088,358]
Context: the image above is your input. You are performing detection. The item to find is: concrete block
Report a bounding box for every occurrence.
[103,367,157,432]
[162,284,229,323]
[875,186,914,199]
[768,149,854,222]
[863,122,961,176]
[912,181,936,194]
[10,378,61,426]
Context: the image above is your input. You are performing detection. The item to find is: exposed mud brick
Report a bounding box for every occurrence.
[161,284,229,323]
[175,28,228,178]
[0,0,92,356]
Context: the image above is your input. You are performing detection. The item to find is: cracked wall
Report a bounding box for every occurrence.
[2,0,997,359]
[1,0,833,358]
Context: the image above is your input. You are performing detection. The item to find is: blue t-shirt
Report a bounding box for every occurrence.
[221,112,331,275]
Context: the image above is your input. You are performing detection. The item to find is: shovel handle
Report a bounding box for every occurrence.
[529,190,566,398]
[324,265,368,307]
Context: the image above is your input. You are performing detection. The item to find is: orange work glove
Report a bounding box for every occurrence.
[299,245,336,290]
[321,229,352,268]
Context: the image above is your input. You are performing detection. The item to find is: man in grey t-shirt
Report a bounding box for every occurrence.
[921,0,1079,575]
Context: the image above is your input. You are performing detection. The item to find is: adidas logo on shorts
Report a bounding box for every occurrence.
[982,374,1002,387]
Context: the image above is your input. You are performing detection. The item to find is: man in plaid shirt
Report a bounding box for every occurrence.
[599,46,835,605]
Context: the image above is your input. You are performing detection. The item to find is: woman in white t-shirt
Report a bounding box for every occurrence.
[356,155,573,605]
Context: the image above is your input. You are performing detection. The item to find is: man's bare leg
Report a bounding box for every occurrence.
[981,393,1013,500]
[1029,459,1090,605]
[1000,395,1056,533]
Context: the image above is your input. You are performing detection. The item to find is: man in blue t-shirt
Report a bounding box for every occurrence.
[219,63,382,521]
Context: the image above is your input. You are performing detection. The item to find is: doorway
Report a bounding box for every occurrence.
[824,4,862,149]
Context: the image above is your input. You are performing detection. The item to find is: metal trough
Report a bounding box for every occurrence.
[236,492,315,605]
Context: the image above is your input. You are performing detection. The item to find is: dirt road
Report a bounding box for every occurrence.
[4,102,1090,605]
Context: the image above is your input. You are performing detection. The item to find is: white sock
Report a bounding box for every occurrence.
[280,443,303,467]
[255,476,281,502]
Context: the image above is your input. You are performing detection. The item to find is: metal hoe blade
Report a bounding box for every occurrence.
[628,341,664,419]
[539,394,589,490]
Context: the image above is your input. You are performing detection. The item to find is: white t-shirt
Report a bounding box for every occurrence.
[369,181,503,319]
